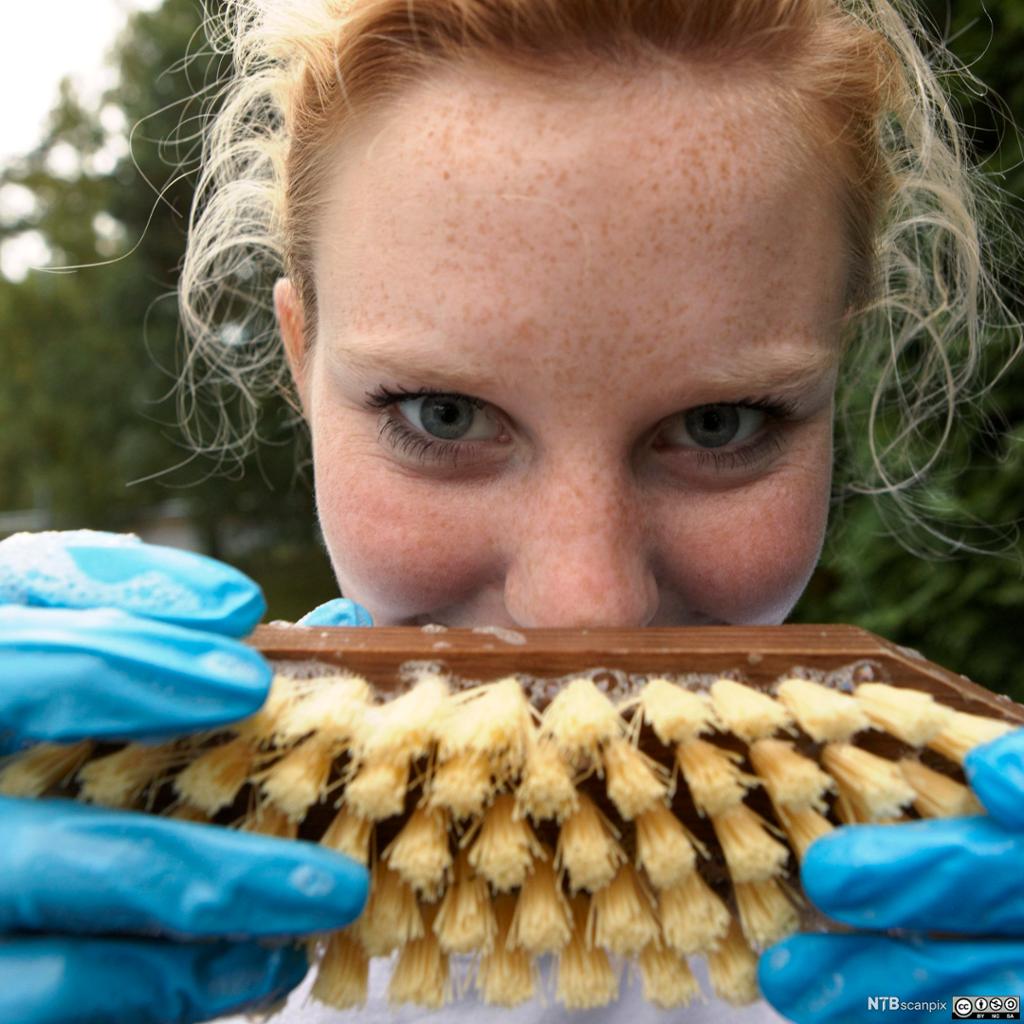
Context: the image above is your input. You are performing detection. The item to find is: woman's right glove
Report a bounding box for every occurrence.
[0,530,370,1024]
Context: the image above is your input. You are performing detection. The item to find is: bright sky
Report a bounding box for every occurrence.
[0,0,163,165]
[0,0,163,278]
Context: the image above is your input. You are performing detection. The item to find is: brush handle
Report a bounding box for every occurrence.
[249,624,1024,724]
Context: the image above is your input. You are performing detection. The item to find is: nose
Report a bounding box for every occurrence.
[499,457,659,629]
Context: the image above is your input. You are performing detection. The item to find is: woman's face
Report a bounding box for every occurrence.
[276,63,850,628]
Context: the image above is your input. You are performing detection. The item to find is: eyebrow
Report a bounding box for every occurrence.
[331,339,837,398]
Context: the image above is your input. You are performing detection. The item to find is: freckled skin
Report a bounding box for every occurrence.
[275,61,851,628]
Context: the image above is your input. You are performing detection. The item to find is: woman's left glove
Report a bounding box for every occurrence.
[759,727,1024,1022]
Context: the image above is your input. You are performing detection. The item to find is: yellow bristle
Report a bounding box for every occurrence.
[556,897,619,1010]
[383,806,452,900]
[320,806,373,865]
[76,742,179,808]
[587,863,660,956]
[467,794,544,892]
[0,740,94,797]
[603,736,670,820]
[440,678,534,781]
[311,928,368,1010]
[638,944,701,1009]
[635,805,706,890]
[267,673,371,747]
[508,849,572,954]
[748,738,835,813]
[711,803,790,883]
[710,678,793,742]
[675,739,760,817]
[172,736,258,815]
[358,671,450,761]
[927,710,1013,764]
[357,863,424,955]
[515,737,579,823]
[241,802,298,838]
[776,805,835,860]
[734,878,800,948]
[899,758,984,818]
[258,735,336,821]
[343,754,409,821]
[427,750,494,819]
[168,802,211,823]
[638,678,718,745]
[775,677,870,743]
[707,919,760,1006]
[854,682,954,747]
[821,743,916,822]
[388,931,450,1010]
[433,851,497,954]
[233,673,301,745]
[658,871,731,955]
[476,894,535,1007]
[540,677,624,767]
[555,792,626,893]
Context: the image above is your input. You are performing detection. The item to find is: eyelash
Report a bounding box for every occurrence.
[364,384,799,472]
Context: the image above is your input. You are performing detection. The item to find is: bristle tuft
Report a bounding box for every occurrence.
[821,743,915,822]
[710,678,793,742]
[476,894,535,1006]
[388,931,450,1009]
[433,851,496,954]
[427,750,494,819]
[707,919,760,1005]
[775,678,869,742]
[508,849,572,954]
[677,739,760,817]
[343,754,409,821]
[776,805,834,860]
[639,944,702,1008]
[748,738,834,813]
[639,679,717,745]
[658,872,731,955]
[258,735,336,821]
[467,794,543,891]
[854,683,954,746]
[383,806,452,900]
[555,793,626,892]
[927,710,1012,764]
[540,677,623,766]
[587,863,659,956]
[0,740,94,797]
[516,737,578,823]
[312,929,368,1009]
[603,736,670,820]
[556,897,619,1010]
[899,758,984,817]
[76,742,179,807]
[711,804,790,883]
[357,863,424,955]
[734,878,800,948]
[320,806,373,864]
[635,805,703,890]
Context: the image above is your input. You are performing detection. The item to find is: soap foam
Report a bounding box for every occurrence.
[0,530,201,615]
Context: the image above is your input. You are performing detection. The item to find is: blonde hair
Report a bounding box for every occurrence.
[178,0,1024,560]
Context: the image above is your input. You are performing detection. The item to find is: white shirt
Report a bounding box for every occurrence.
[215,955,789,1024]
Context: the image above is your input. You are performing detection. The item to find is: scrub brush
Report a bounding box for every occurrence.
[3,624,1021,1015]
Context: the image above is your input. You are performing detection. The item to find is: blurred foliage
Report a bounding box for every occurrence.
[0,0,1021,687]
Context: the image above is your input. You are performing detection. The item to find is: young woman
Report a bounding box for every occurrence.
[3,0,1024,1021]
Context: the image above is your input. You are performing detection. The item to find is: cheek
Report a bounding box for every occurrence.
[660,452,832,625]
[313,439,494,620]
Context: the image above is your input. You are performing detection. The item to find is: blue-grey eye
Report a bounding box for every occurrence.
[398,394,498,442]
[682,405,759,448]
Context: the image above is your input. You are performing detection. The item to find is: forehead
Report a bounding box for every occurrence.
[313,61,848,384]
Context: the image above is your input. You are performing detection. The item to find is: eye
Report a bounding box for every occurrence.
[664,404,766,450]
[398,393,499,442]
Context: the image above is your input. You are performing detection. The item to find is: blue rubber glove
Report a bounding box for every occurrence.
[0,531,370,1024]
[759,727,1024,1022]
